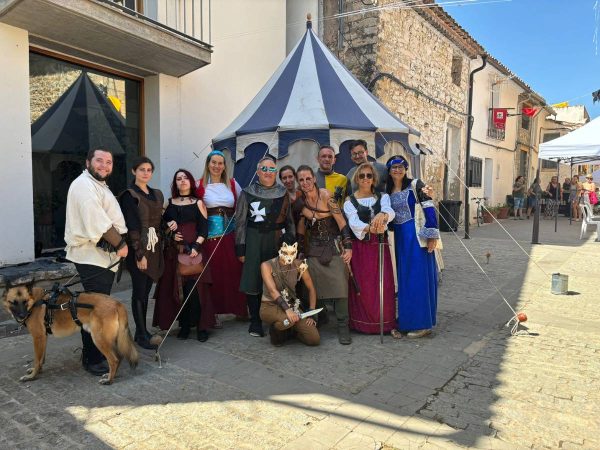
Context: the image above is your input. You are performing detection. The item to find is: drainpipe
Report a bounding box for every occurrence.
[464,54,487,239]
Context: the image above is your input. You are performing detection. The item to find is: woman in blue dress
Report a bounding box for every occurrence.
[386,155,440,339]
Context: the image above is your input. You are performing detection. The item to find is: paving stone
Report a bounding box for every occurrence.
[0,219,598,448]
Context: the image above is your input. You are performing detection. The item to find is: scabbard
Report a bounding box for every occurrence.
[347,263,361,295]
[116,258,125,283]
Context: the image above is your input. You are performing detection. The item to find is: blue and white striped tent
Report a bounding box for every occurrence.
[212,18,421,186]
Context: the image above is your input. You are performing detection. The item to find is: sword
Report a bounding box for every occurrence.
[283,307,323,326]
[334,236,361,295]
[347,263,361,296]
[378,232,385,344]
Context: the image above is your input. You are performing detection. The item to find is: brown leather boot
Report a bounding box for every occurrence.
[269,324,287,347]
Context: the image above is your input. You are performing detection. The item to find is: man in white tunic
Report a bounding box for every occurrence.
[64,148,128,375]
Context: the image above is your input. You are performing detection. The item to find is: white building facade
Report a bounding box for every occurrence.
[0,0,319,266]
[468,57,552,215]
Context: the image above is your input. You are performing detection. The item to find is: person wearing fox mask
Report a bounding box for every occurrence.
[259,242,320,346]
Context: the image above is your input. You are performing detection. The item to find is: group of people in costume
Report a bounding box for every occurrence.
[64,141,440,375]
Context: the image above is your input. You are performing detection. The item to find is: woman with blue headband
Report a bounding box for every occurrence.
[195,150,247,326]
[386,154,440,339]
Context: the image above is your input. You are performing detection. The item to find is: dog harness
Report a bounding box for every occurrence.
[25,284,95,335]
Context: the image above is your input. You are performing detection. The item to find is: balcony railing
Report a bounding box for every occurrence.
[487,126,505,140]
[104,0,211,45]
[486,109,506,140]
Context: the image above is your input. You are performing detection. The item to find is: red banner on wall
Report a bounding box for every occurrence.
[492,108,508,129]
[522,107,539,117]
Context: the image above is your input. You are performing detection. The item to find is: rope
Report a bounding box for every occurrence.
[63,258,122,288]
[212,0,512,43]
[377,131,532,336]
[155,127,281,363]
[417,135,552,278]
[435,197,530,336]
[505,315,530,336]
[146,227,159,253]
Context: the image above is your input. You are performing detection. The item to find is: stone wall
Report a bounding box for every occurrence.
[322,0,379,85]
[30,67,126,123]
[322,0,470,199]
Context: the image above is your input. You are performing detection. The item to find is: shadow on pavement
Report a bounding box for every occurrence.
[0,216,595,448]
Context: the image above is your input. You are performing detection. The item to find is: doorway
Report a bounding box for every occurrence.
[484,158,493,201]
[29,52,142,251]
[444,124,461,200]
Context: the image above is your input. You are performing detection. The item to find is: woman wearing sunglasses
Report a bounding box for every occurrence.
[386,155,439,339]
[343,163,396,334]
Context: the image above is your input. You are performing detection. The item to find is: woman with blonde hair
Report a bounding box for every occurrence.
[570,175,582,221]
[581,174,597,207]
[195,150,247,324]
[343,162,396,334]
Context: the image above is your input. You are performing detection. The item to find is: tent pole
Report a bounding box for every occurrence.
[555,159,559,232]
[569,162,573,225]
[532,166,541,244]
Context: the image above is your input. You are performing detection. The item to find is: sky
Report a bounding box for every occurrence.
[446,0,600,118]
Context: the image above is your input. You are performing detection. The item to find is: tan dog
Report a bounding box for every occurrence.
[3,284,139,385]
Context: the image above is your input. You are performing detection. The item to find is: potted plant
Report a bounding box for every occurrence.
[482,205,498,223]
[496,203,510,219]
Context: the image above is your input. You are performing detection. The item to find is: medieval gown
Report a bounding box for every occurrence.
[343,193,396,333]
[196,179,247,317]
[390,181,439,331]
[152,199,214,331]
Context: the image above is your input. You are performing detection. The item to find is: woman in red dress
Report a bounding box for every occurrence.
[343,163,396,334]
[195,150,247,326]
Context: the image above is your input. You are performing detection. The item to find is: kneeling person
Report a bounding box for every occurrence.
[260,243,320,347]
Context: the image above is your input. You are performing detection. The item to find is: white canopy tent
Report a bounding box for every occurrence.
[539,115,600,230]
[539,115,600,164]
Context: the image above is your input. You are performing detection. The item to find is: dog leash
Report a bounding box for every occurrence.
[63,258,123,288]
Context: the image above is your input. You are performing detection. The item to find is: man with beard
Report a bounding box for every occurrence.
[346,140,388,194]
[295,165,353,345]
[64,148,128,375]
[315,145,349,205]
[235,157,296,337]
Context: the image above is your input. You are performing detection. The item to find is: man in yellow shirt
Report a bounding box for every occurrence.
[314,145,348,205]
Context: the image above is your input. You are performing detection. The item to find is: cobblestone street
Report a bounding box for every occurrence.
[1,217,598,449]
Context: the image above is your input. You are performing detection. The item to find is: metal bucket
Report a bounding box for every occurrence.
[551,273,569,295]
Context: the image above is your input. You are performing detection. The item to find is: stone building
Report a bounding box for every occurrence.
[322,0,560,224]
[322,0,482,202]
